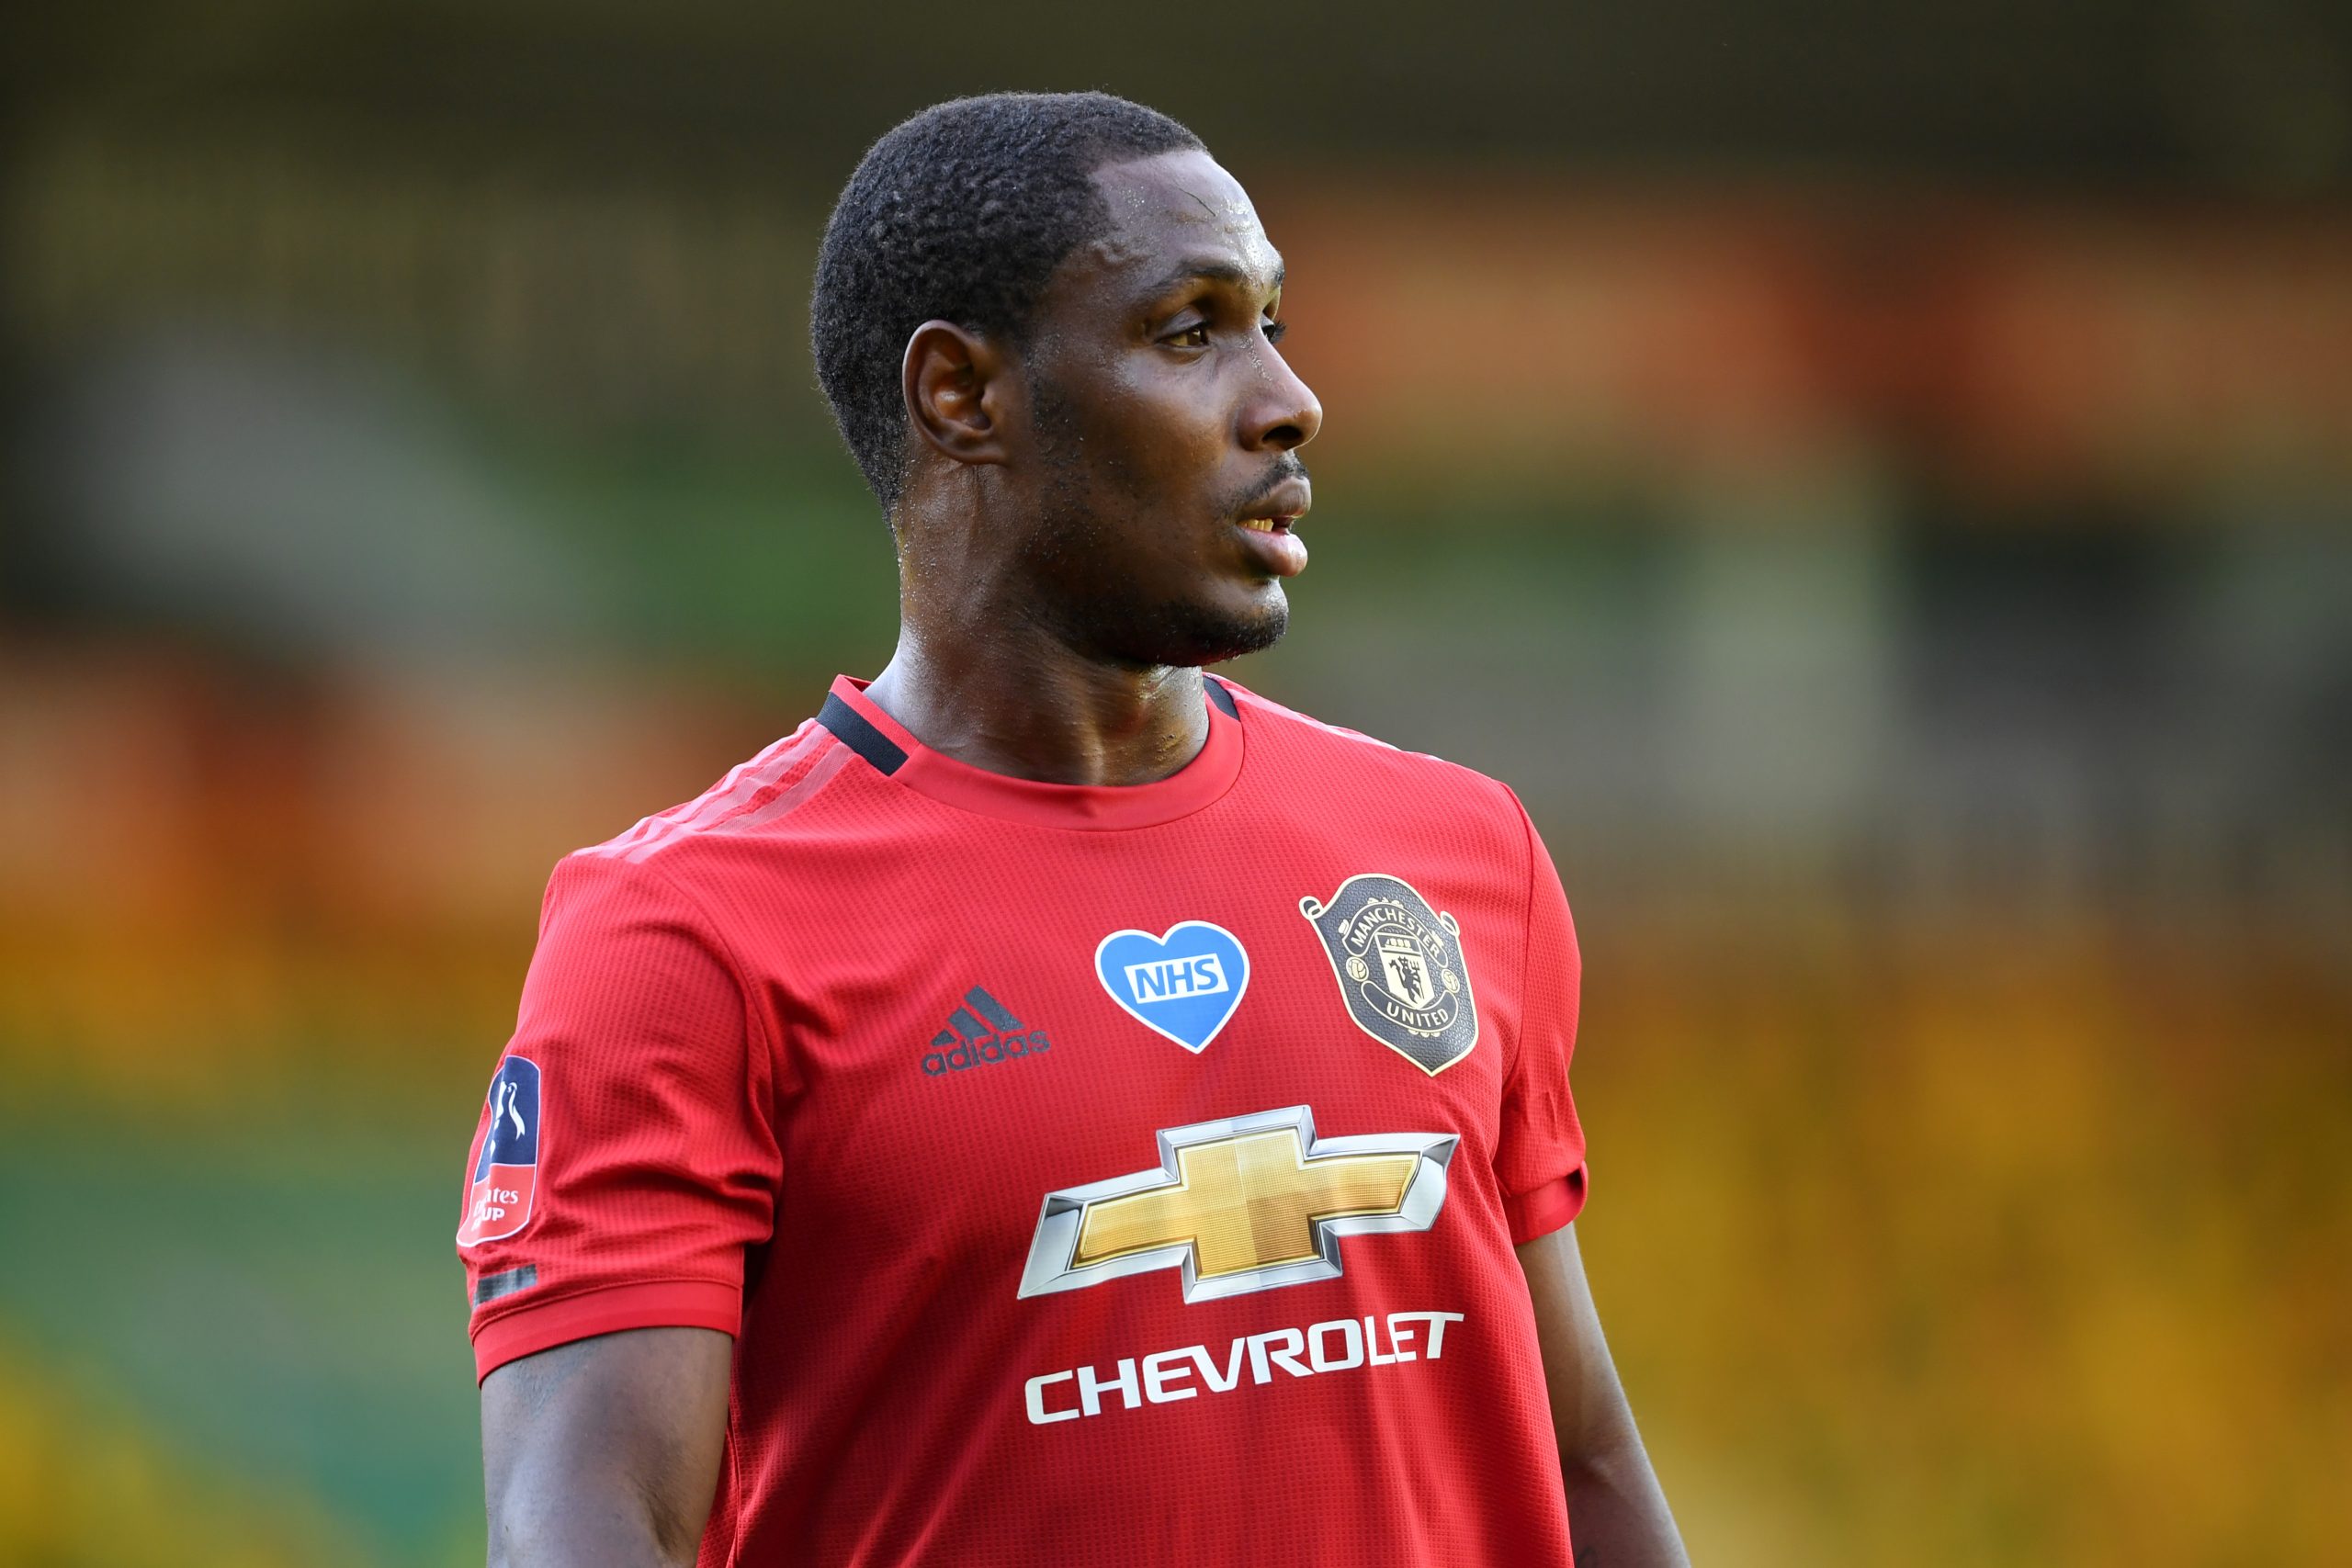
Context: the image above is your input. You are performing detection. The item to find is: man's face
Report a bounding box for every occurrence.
[1005,148,1322,669]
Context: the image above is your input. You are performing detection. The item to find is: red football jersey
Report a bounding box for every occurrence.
[458,673,1589,1566]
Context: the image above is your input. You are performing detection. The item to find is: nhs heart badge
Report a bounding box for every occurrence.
[1094,921,1250,1054]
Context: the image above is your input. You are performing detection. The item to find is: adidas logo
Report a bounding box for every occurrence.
[922,987,1052,1077]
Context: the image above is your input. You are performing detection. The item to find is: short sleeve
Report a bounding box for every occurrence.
[457,851,780,1382]
[1494,797,1589,1245]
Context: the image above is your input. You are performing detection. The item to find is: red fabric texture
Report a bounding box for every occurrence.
[458,674,1589,1567]
[468,1280,743,1371]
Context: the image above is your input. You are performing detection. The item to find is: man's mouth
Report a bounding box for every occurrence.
[1229,476,1313,578]
[1235,477,1311,534]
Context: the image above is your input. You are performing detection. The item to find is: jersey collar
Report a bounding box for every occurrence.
[820,674,1245,830]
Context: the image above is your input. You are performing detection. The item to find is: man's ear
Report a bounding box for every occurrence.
[901,320,1013,468]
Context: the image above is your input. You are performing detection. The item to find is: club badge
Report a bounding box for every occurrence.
[1299,874,1478,1075]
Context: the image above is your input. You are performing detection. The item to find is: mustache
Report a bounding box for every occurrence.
[1225,455,1311,517]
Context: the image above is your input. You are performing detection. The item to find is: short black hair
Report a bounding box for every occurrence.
[810,91,1204,513]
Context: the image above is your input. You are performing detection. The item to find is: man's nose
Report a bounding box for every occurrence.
[1242,354,1323,453]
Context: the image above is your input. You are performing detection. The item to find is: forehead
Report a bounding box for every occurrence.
[1069,148,1282,299]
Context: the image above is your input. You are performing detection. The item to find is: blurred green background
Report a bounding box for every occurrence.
[3,4,2348,1564]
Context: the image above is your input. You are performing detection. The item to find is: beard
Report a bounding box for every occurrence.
[1019,372,1295,670]
[1097,583,1290,670]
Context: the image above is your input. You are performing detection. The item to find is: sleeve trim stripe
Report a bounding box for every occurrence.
[471,1279,741,1383]
[1504,1169,1588,1247]
[1506,787,1540,1089]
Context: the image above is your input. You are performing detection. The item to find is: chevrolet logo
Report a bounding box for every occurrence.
[1018,1106,1457,1303]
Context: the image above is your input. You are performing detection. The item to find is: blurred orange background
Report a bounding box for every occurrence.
[2,6,2347,1564]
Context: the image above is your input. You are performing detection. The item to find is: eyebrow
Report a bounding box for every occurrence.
[1145,257,1286,299]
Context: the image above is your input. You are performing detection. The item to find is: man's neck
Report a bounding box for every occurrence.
[861,626,1212,788]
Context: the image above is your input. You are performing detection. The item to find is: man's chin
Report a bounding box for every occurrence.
[1085,587,1289,670]
[1156,589,1290,668]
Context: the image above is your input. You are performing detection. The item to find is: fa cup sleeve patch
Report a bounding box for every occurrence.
[1299,874,1479,1075]
[458,1056,541,1247]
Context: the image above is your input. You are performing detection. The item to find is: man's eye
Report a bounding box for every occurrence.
[1262,319,1289,346]
[1167,322,1211,348]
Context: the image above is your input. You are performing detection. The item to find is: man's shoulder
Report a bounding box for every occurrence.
[1214,675,1527,826]
[553,714,857,888]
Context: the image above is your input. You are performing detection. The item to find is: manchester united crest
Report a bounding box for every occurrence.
[1298,874,1478,1075]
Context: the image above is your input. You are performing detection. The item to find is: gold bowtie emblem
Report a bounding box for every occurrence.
[1020,1107,1456,1303]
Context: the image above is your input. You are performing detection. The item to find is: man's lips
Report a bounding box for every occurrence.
[1235,477,1311,534]
[1231,476,1311,577]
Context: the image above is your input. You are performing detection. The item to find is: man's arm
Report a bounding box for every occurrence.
[1518,1224,1690,1567]
[481,1325,734,1568]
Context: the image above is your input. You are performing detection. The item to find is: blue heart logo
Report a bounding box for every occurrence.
[1093,921,1251,1054]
